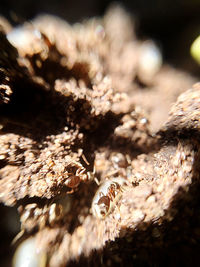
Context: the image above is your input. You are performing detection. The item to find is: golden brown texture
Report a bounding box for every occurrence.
[0,6,200,267]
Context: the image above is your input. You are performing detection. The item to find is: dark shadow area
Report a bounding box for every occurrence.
[15,196,54,208]
[0,204,20,267]
[0,81,67,140]
[158,128,200,147]
[67,181,98,235]
[107,134,156,158]
[28,44,92,88]
[0,78,102,143]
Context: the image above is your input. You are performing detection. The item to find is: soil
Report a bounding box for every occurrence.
[0,6,200,267]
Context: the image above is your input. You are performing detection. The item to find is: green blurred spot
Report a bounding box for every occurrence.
[190,35,200,64]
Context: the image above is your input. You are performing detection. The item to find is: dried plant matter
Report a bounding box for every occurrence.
[0,6,200,267]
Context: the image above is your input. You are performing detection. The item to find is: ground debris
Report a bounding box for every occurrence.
[0,6,200,267]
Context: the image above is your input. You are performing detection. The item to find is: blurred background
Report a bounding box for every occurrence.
[0,0,200,74]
